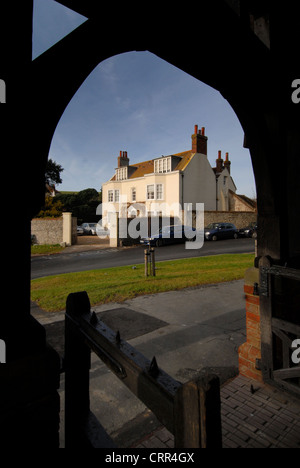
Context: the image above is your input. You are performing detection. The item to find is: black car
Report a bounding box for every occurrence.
[204,223,238,241]
[140,225,196,247]
[238,222,257,239]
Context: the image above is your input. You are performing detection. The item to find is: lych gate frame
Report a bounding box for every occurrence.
[1,0,300,448]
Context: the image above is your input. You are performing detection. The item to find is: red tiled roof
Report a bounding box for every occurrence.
[129,159,154,179]
[114,150,194,180]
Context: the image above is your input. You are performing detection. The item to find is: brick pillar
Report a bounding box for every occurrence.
[238,267,263,382]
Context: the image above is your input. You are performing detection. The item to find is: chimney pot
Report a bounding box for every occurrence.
[191,124,207,155]
[216,151,224,173]
[201,127,205,136]
[224,152,231,173]
[118,150,129,167]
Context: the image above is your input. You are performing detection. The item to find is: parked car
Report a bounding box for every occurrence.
[204,223,238,241]
[140,225,196,247]
[238,222,257,238]
[81,223,97,235]
[77,225,84,236]
[95,224,110,238]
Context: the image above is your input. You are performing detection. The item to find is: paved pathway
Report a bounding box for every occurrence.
[132,375,300,449]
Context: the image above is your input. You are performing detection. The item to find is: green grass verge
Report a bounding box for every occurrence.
[31,244,65,255]
[31,253,254,312]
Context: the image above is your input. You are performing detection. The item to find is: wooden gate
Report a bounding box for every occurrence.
[64,291,222,448]
[260,260,300,397]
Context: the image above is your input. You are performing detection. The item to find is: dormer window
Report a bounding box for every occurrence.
[116,166,128,180]
[154,157,171,173]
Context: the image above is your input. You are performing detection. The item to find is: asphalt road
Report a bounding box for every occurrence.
[31,237,255,279]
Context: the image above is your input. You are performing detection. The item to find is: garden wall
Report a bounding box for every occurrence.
[201,211,257,229]
[31,212,77,245]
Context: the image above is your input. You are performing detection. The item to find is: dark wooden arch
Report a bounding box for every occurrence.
[1,0,300,447]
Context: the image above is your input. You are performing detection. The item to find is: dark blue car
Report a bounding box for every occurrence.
[204,223,238,241]
[140,225,196,247]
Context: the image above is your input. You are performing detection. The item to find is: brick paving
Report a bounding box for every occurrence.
[132,375,300,449]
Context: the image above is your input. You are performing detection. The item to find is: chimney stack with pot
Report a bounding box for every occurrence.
[224,152,231,174]
[191,125,208,155]
[216,150,224,173]
[118,150,129,168]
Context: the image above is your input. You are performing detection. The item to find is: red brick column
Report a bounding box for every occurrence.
[238,267,263,381]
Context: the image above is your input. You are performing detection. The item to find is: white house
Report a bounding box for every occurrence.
[102,125,238,225]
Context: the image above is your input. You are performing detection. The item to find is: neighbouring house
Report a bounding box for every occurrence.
[102,125,253,226]
[228,190,257,212]
[46,183,60,197]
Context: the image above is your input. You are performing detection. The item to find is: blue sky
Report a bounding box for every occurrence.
[33,0,256,198]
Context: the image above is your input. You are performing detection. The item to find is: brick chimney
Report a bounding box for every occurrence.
[191,125,207,155]
[224,152,231,174]
[118,150,129,168]
[216,150,224,173]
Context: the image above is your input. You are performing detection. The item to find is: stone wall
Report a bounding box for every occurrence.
[31,213,77,245]
[31,218,63,245]
[202,211,257,229]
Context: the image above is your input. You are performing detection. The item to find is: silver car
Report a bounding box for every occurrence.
[81,223,97,235]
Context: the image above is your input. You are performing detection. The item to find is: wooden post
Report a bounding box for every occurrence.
[144,249,149,277]
[259,256,273,383]
[173,373,222,448]
[65,292,91,447]
[150,248,156,276]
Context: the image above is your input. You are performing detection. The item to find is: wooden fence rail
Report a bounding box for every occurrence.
[64,291,222,448]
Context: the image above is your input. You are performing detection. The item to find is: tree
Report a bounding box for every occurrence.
[35,195,64,218]
[45,159,64,186]
[56,188,101,224]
